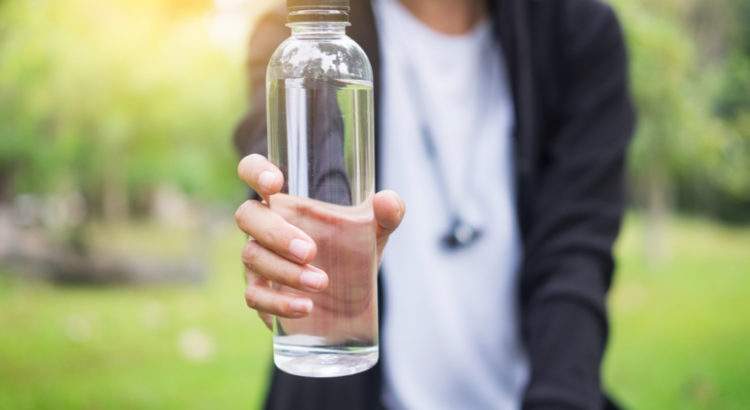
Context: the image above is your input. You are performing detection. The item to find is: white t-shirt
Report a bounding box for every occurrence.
[374,0,529,408]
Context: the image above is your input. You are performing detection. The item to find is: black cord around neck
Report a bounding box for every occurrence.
[405,67,483,250]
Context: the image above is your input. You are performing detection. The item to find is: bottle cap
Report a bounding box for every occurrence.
[287,0,350,12]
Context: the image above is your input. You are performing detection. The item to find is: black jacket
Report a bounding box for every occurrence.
[234,0,636,408]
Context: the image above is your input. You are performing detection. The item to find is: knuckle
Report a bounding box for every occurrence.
[244,285,260,309]
[276,300,293,317]
[235,200,264,228]
[244,200,264,217]
[241,240,263,267]
[260,228,279,249]
[234,201,249,225]
[277,263,299,286]
[246,198,263,210]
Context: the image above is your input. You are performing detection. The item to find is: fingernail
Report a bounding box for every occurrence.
[258,171,276,191]
[300,270,326,290]
[290,299,313,314]
[289,238,312,261]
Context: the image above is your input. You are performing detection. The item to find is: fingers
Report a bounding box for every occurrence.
[258,311,273,330]
[245,272,276,328]
[238,154,284,199]
[245,269,314,319]
[242,239,328,292]
[241,232,327,324]
[235,199,317,264]
[374,190,405,255]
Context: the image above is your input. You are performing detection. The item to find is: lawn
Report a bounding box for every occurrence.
[0,213,748,409]
[605,214,750,409]
[0,223,272,410]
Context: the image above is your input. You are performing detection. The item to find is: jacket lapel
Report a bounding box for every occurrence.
[491,0,535,234]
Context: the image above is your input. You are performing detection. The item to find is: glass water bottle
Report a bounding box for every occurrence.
[266,0,377,377]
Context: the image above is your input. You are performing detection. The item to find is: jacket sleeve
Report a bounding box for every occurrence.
[233,6,288,159]
[520,2,635,409]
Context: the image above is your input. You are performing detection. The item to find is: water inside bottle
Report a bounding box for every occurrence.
[267,77,377,377]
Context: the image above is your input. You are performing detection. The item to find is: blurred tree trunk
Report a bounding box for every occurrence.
[102,165,128,222]
[645,171,670,265]
[0,166,14,203]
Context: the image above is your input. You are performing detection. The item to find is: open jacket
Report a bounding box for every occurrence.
[234,0,636,408]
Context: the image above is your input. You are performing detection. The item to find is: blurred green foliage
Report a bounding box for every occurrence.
[609,0,750,221]
[0,0,747,222]
[716,0,750,120]
[0,0,247,213]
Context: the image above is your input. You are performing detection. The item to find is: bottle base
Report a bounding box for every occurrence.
[274,344,378,378]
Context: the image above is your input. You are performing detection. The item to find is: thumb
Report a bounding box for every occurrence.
[373,190,405,259]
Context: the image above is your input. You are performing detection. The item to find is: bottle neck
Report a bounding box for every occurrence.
[288,9,349,38]
[289,22,349,39]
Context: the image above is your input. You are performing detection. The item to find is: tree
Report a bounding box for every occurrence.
[0,0,247,217]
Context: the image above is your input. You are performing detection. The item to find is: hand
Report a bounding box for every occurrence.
[235,154,405,330]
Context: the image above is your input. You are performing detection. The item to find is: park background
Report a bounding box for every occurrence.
[1,0,748,408]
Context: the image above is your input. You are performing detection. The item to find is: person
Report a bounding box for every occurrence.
[233,0,635,408]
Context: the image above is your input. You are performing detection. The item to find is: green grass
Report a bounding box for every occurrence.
[0,225,272,410]
[1,213,749,409]
[605,213,750,409]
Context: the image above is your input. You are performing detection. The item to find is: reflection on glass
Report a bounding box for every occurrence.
[267,75,377,377]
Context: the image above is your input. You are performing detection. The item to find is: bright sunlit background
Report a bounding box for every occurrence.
[1,0,748,408]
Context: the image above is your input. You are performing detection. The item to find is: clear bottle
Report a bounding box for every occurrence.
[266,0,377,377]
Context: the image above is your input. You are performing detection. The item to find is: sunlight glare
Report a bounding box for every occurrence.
[209,0,250,53]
